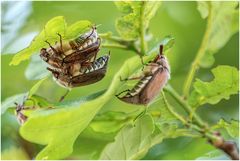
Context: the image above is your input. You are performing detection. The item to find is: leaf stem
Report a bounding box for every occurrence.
[182,4,213,98]
[101,43,128,50]
[99,33,139,53]
[139,1,147,55]
[164,85,206,128]
[162,89,216,140]
[160,91,188,124]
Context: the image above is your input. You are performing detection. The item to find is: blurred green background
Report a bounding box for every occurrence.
[1,1,239,160]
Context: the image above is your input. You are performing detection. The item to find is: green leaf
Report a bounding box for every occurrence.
[100,93,197,160]
[188,65,239,107]
[19,37,175,160]
[1,93,28,115]
[197,1,209,19]
[214,119,239,138]
[90,111,132,134]
[25,55,49,80]
[115,1,161,40]
[28,78,47,98]
[1,78,46,115]
[10,16,91,66]
[65,20,92,39]
[199,51,215,68]
[197,2,239,68]
[150,92,199,147]
[196,150,227,160]
[100,114,155,160]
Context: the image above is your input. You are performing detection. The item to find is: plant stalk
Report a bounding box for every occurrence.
[139,1,147,55]
[182,4,213,98]
[164,85,206,128]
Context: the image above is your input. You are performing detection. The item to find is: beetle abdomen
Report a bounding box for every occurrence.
[139,67,170,104]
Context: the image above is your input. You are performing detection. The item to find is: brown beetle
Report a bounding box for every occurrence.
[48,54,110,88]
[40,26,101,71]
[116,45,170,105]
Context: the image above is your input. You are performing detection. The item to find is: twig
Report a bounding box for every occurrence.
[163,85,239,160]
[164,85,206,128]
[99,33,139,53]
[209,132,239,160]
[101,43,128,50]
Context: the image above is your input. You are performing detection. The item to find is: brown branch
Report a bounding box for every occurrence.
[209,132,239,160]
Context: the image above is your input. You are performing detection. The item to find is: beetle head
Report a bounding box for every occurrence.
[40,48,50,62]
[153,45,165,62]
[153,45,170,70]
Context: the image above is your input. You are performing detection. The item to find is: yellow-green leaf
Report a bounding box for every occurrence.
[197,2,239,68]
[19,37,174,160]
[188,65,239,107]
[10,16,91,66]
[214,119,239,138]
[115,1,161,40]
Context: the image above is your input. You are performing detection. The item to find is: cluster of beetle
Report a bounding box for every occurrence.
[40,26,110,88]
[15,26,170,124]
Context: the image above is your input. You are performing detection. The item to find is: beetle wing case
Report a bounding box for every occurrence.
[52,54,110,88]
[117,45,170,106]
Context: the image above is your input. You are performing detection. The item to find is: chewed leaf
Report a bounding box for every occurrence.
[214,119,239,138]
[115,1,161,40]
[197,2,239,68]
[188,65,239,107]
[19,37,175,160]
[9,16,92,66]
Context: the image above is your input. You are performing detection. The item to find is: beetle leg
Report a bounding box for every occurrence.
[57,33,64,53]
[115,89,131,98]
[46,67,60,79]
[85,26,95,40]
[59,89,70,102]
[45,40,58,55]
[120,75,144,82]
[93,48,99,61]
[77,27,95,45]
[133,107,149,125]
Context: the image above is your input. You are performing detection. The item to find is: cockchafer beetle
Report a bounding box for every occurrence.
[40,26,101,71]
[116,45,170,105]
[47,54,110,89]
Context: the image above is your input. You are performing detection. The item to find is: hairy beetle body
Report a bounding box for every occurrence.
[40,27,100,71]
[116,45,170,105]
[49,54,110,88]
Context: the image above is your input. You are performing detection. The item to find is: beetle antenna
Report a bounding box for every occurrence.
[159,45,164,55]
